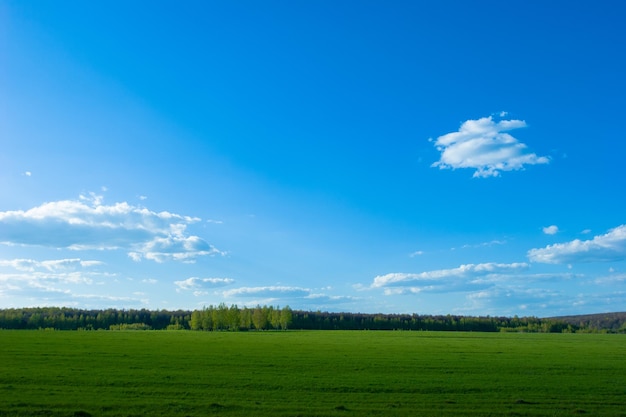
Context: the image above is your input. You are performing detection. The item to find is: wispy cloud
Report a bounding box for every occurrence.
[543,225,559,235]
[528,225,626,264]
[372,262,529,294]
[0,193,223,263]
[70,293,149,305]
[459,239,507,250]
[0,257,120,307]
[222,286,311,298]
[215,285,358,310]
[0,255,158,309]
[0,258,104,272]
[594,272,626,285]
[174,277,235,293]
[431,115,549,178]
[462,287,564,315]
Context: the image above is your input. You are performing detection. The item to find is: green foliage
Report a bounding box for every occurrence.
[2,307,626,332]
[109,323,152,331]
[1,331,625,416]
[252,305,269,330]
[0,307,190,331]
[548,311,626,333]
[280,305,293,330]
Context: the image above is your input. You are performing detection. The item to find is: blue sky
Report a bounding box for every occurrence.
[1,1,625,316]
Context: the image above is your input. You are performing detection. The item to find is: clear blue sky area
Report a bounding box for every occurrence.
[2,1,625,316]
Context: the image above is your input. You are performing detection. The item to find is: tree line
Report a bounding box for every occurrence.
[189,304,293,331]
[289,311,579,332]
[2,306,621,332]
[0,307,191,331]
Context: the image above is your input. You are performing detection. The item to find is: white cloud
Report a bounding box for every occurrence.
[64,293,149,308]
[431,115,549,178]
[461,287,563,315]
[528,225,626,264]
[0,257,115,303]
[0,257,150,308]
[0,194,222,263]
[594,271,626,285]
[372,262,529,291]
[0,258,104,272]
[0,270,96,286]
[174,277,234,292]
[460,239,506,249]
[543,225,559,235]
[222,286,311,298]
[131,235,225,263]
[215,286,357,310]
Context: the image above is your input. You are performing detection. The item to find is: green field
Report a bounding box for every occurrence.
[1,331,625,416]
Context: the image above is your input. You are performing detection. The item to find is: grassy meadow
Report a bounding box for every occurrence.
[1,330,625,416]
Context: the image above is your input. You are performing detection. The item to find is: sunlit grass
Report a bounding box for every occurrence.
[1,331,625,416]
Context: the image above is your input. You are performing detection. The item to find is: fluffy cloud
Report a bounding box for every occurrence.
[130,235,224,263]
[542,225,559,235]
[528,225,626,264]
[372,263,530,295]
[0,194,222,263]
[431,115,549,177]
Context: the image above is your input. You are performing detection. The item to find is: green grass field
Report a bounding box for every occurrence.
[1,331,625,416]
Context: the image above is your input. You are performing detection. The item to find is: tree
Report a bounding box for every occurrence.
[212,303,229,330]
[240,307,253,330]
[202,307,214,330]
[280,306,293,330]
[269,306,281,330]
[228,305,241,331]
[252,305,268,330]
[190,310,202,330]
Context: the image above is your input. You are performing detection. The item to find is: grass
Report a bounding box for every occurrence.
[0,330,625,416]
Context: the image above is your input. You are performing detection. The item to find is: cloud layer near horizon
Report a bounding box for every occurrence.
[0,194,222,262]
[431,115,549,177]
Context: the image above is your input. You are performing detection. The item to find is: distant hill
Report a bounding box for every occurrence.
[547,312,626,332]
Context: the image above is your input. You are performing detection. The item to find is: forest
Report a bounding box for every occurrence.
[1,305,624,332]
